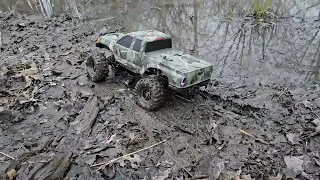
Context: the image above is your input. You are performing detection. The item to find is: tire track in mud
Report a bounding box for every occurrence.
[198,91,262,117]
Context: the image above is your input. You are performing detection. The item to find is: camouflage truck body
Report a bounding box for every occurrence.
[96,30,213,90]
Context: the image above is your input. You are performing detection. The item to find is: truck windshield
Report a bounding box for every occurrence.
[145,39,172,52]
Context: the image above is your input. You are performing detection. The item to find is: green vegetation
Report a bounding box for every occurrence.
[253,0,272,20]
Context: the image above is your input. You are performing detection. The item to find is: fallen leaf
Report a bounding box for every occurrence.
[39,119,48,124]
[24,76,32,88]
[7,169,17,180]
[269,173,283,180]
[241,174,253,180]
[129,133,137,141]
[119,154,142,169]
[80,90,94,97]
[29,74,44,81]
[44,52,50,61]
[220,171,241,180]
[49,82,57,86]
[284,156,304,173]
[299,100,316,110]
[314,158,320,166]
[51,69,63,76]
[104,164,116,179]
[19,61,38,75]
[286,133,301,145]
[0,67,8,76]
[208,118,218,133]
[85,155,96,165]
[106,134,117,144]
[152,169,171,180]
[312,119,320,126]
[156,160,173,167]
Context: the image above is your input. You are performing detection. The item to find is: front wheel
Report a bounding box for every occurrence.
[85,49,114,82]
[135,76,167,111]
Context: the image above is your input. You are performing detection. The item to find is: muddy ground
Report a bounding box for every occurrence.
[0,11,320,180]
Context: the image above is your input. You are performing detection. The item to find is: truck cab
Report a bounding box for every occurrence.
[98,30,171,73]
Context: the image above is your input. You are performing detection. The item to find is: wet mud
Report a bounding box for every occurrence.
[0,6,320,180]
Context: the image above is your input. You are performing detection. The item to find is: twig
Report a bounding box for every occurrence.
[174,94,192,102]
[0,53,8,67]
[0,152,15,160]
[70,73,86,80]
[95,17,116,22]
[0,31,2,49]
[85,0,94,6]
[239,129,269,145]
[212,142,226,156]
[91,139,168,170]
[21,160,50,165]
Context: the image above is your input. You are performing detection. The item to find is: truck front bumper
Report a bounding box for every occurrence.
[169,79,211,94]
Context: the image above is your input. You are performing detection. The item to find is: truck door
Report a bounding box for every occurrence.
[113,35,138,72]
[114,35,133,60]
[131,39,143,67]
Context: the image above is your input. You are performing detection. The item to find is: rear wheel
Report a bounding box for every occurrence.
[135,76,167,111]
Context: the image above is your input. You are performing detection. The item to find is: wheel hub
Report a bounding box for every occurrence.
[142,88,151,101]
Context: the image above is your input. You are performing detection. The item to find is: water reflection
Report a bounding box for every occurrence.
[1,0,319,85]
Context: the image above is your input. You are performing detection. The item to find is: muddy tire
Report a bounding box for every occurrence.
[85,49,114,82]
[135,76,167,111]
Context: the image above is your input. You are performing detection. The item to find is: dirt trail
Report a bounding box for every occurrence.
[0,11,320,180]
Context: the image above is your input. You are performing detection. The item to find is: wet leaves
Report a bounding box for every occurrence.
[86,134,117,154]
[296,100,317,110]
[268,173,283,180]
[119,154,142,169]
[284,156,304,173]
[286,133,301,145]
[210,159,225,180]
[152,169,171,180]
[0,59,40,114]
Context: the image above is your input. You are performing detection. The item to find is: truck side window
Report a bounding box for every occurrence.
[133,39,142,52]
[145,39,172,52]
[117,35,134,48]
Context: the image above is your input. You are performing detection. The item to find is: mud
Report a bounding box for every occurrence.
[0,5,320,180]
